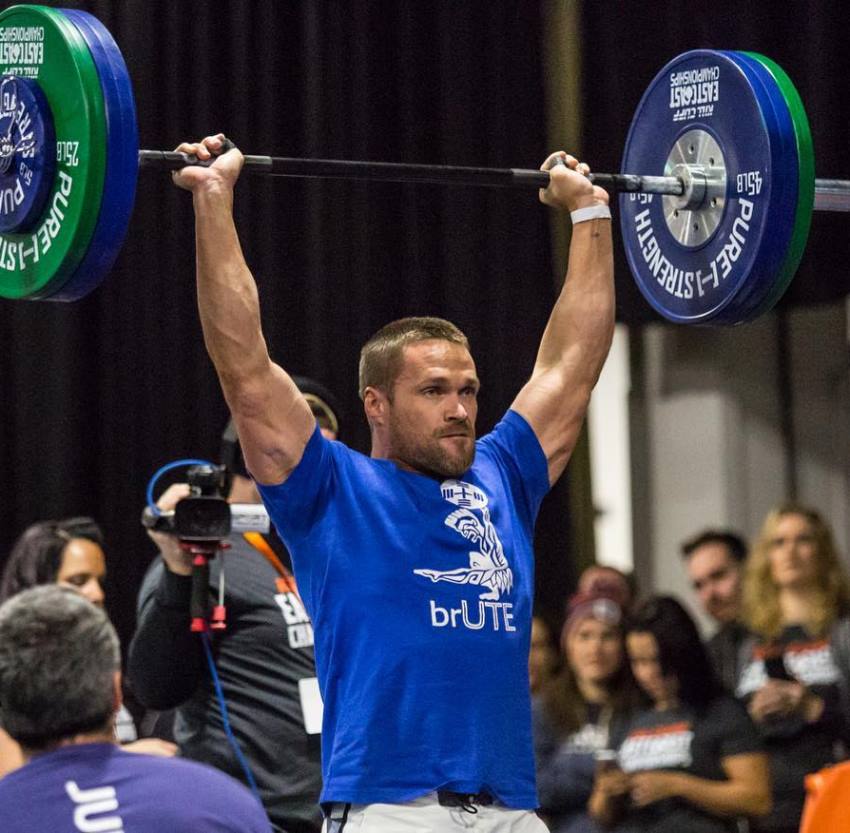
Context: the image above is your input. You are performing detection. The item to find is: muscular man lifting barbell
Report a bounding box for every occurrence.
[172,132,613,832]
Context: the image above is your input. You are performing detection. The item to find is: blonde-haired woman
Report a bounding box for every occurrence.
[736,503,850,833]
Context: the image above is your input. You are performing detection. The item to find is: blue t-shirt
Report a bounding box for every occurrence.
[0,742,272,832]
[258,409,550,807]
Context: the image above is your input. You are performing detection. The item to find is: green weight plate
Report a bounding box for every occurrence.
[0,4,106,299]
[745,52,814,317]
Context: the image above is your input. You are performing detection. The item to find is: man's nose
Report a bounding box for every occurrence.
[445,396,468,421]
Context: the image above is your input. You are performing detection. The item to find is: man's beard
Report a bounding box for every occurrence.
[391,422,476,479]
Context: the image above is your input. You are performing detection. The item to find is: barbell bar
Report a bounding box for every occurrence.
[814,181,850,212]
[138,150,687,196]
[0,4,848,323]
[138,151,850,212]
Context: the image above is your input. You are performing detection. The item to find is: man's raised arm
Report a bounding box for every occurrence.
[511,152,615,485]
[173,134,315,485]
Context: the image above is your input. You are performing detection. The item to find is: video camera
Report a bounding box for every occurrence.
[142,464,270,542]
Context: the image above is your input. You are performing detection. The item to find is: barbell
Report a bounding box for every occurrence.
[0,5,848,323]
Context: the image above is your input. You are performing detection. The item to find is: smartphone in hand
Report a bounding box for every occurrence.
[764,653,794,681]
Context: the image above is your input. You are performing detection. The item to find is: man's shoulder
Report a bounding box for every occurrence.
[85,749,267,820]
[121,753,270,829]
[120,745,235,782]
[471,410,549,503]
[285,433,384,486]
[707,621,750,650]
[0,746,270,832]
[26,744,249,796]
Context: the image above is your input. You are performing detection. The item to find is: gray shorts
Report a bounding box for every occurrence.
[322,792,547,833]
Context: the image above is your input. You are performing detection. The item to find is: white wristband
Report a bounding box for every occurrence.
[570,204,612,224]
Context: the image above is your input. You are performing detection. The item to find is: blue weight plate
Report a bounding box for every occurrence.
[620,50,785,324]
[44,8,138,301]
[0,76,56,233]
[708,51,786,324]
[743,52,813,321]
[714,51,797,324]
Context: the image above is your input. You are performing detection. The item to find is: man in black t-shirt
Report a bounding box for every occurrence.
[680,530,750,692]
[128,379,341,833]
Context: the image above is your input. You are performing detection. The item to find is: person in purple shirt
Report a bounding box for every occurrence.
[0,585,271,833]
[173,133,614,832]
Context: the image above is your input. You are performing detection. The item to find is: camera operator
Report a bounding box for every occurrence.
[127,377,340,833]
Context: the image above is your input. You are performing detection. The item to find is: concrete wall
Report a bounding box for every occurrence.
[621,299,850,631]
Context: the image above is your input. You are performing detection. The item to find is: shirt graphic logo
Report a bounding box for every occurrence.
[736,638,841,697]
[413,479,513,601]
[274,579,315,649]
[618,721,694,772]
[65,781,124,832]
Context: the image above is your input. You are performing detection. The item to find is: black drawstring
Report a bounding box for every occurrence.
[458,796,479,814]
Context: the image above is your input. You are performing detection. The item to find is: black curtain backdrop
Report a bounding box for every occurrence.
[0,1,580,647]
[3,1,847,648]
[581,0,850,324]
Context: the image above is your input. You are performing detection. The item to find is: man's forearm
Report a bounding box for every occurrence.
[193,186,271,388]
[534,218,615,386]
[671,771,770,818]
[128,568,205,709]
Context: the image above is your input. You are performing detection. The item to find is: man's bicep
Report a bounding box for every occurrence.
[511,366,592,485]
[225,362,317,485]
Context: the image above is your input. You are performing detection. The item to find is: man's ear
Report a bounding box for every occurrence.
[363,386,387,426]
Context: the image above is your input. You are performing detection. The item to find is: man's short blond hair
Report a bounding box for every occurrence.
[358,317,469,399]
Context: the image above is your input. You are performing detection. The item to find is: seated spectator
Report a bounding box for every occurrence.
[0,585,271,831]
[530,613,559,694]
[590,595,769,833]
[534,589,641,833]
[738,503,850,833]
[0,518,174,775]
[680,529,749,692]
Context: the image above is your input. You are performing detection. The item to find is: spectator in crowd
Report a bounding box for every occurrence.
[590,595,770,833]
[737,503,850,833]
[534,589,641,833]
[680,529,749,691]
[530,614,559,694]
[0,585,271,832]
[0,518,174,776]
[0,516,107,607]
[129,379,339,833]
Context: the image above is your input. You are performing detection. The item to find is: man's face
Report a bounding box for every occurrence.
[383,339,479,479]
[686,542,742,625]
